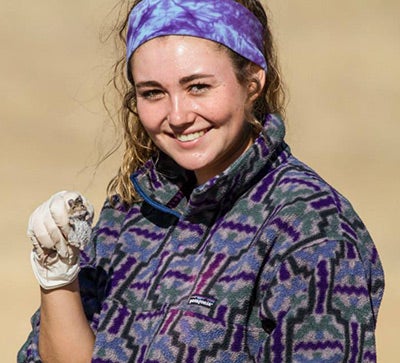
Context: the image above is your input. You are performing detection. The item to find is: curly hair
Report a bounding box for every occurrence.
[104,0,286,205]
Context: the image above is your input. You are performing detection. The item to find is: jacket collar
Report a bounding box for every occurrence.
[131,114,290,220]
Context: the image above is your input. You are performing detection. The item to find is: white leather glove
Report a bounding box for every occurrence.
[27,191,94,290]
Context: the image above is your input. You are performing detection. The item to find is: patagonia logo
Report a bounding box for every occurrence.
[188,295,216,308]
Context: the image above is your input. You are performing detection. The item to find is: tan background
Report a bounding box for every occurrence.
[1,1,399,361]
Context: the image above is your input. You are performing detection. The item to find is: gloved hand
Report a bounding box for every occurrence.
[27,191,94,290]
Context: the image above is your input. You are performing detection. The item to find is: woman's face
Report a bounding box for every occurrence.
[131,36,261,184]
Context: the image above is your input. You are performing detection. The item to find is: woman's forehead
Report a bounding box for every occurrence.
[133,35,222,57]
[131,36,228,69]
[131,36,236,84]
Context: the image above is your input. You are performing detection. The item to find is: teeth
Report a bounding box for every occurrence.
[176,130,206,142]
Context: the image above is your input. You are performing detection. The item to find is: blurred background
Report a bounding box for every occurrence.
[1,0,398,361]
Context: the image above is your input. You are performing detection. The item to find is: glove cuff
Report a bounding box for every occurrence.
[30,251,80,290]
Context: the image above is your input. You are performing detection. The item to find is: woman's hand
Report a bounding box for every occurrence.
[27,191,94,289]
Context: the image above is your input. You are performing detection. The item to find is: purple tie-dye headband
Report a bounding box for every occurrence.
[126,0,267,81]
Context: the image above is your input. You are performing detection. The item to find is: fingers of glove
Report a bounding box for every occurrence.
[27,191,67,233]
[29,233,44,256]
[27,192,70,251]
[43,217,71,258]
[27,200,58,249]
[35,211,68,254]
[48,191,72,230]
[54,238,71,259]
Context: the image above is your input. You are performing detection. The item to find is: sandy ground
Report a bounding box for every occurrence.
[1,1,399,361]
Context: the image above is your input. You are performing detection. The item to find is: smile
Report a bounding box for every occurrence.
[176,130,207,142]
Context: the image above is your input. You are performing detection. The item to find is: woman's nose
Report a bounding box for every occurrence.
[167,94,193,128]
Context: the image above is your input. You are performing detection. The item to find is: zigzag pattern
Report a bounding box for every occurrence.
[333,284,370,296]
[18,114,384,363]
[219,220,258,234]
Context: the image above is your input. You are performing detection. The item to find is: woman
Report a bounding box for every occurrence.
[19,0,384,362]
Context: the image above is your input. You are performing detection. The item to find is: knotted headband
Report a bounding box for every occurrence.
[126,0,267,81]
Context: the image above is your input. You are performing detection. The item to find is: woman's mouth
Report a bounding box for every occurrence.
[176,130,207,142]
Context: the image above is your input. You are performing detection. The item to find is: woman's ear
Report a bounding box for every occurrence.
[247,66,266,104]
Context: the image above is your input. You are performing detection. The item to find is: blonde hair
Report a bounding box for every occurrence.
[104,0,286,205]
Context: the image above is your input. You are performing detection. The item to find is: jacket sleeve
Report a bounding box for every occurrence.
[17,308,41,362]
[257,239,384,363]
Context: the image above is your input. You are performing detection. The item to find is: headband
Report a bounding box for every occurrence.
[126,0,267,81]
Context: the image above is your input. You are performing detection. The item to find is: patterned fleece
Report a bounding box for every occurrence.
[19,114,384,362]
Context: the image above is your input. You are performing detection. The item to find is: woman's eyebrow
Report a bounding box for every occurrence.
[135,80,162,89]
[179,73,214,85]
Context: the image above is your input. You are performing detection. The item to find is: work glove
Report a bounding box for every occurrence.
[27,191,94,290]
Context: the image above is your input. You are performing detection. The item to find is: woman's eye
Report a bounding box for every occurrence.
[189,83,209,94]
[140,89,164,100]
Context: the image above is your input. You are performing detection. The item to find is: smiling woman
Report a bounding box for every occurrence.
[19,0,384,362]
[132,36,262,184]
